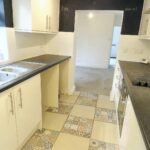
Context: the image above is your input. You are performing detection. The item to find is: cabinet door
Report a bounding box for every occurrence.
[14,75,42,146]
[120,96,146,150]
[49,0,60,33]
[31,0,47,32]
[0,90,18,150]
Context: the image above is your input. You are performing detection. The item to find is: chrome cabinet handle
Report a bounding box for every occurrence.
[19,88,23,108]
[9,93,14,115]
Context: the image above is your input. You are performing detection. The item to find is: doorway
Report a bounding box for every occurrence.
[74,10,123,95]
[110,26,122,67]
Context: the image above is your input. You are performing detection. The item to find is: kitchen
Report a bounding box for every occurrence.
[0,0,150,150]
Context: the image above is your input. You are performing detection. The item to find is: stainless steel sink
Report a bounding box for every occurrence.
[0,72,18,86]
[0,66,29,75]
[0,61,46,86]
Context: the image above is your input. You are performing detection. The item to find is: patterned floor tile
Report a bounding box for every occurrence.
[62,115,93,138]
[22,129,59,150]
[89,139,119,150]
[76,96,97,107]
[95,108,117,124]
[47,102,73,115]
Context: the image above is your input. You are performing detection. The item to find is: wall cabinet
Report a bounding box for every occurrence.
[139,0,150,39]
[120,96,146,150]
[0,75,42,150]
[12,0,60,34]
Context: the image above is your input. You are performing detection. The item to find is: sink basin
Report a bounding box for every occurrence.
[0,61,46,86]
[0,72,18,86]
[0,66,29,75]
[127,72,150,88]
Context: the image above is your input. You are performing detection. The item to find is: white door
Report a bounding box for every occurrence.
[14,75,42,146]
[75,11,115,68]
[0,90,18,150]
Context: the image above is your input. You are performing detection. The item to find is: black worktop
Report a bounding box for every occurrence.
[0,54,71,92]
[119,61,150,150]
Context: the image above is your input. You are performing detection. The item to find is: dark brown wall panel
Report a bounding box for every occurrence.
[59,0,144,35]
[0,0,144,35]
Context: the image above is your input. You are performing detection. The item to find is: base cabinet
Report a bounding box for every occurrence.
[120,96,146,150]
[0,75,42,150]
[14,75,42,147]
[0,89,18,150]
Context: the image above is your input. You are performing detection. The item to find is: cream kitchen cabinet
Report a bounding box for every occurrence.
[49,0,60,33]
[0,89,18,150]
[0,75,42,150]
[110,61,123,108]
[14,74,42,148]
[139,0,150,39]
[120,96,146,150]
[12,0,60,33]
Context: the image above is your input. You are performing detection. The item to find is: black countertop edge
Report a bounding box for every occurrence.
[0,54,71,93]
[119,60,150,150]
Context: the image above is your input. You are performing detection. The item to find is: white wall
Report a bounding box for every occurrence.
[75,10,123,69]
[117,35,150,62]
[75,11,116,69]
[0,29,75,94]
[0,27,47,64]
[45,32,75,94]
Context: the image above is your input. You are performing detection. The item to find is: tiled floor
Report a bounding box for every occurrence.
[23,92,119,150]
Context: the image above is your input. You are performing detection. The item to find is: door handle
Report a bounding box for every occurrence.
[19,88,23,108]
[9,93,14,115]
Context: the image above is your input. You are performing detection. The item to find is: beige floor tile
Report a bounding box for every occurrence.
[60,95,78,104]
[71,104,95,119]
[97,99,115,110]
[72,91,80,96]
[98,95,110,101]
[43,112,68,131]
[52,133,89,150]
[92,121,119,144]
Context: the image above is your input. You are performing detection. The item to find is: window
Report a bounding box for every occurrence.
[0,1,8,62]
[0,28,8,62]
